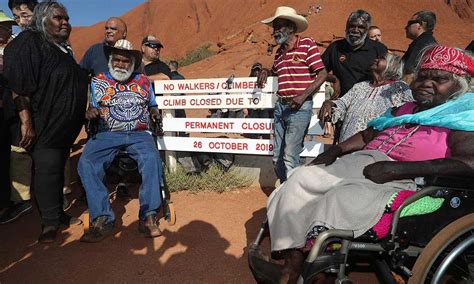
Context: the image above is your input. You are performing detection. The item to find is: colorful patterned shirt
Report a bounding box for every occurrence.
[90,72,157,132]
[272,36,325,98]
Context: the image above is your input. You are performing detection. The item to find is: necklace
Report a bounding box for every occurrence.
[375,125,421,155]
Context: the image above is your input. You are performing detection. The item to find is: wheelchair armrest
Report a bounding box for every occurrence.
[86,118,99,137]
[425,175,474,190]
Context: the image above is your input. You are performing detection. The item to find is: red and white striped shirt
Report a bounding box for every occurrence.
[272,36,325,98]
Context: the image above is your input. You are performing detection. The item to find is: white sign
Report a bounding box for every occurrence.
[157,136,324,157]
[154,77,278,94]
[162,117,324,135]
[156,93,326,110]
[156,93,276,109]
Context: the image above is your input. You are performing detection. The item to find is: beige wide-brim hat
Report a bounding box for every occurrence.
[108,39,143,66]
[0,10,16,25]
[261,6,308,33]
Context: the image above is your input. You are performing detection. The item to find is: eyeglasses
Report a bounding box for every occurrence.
[144,42,162,49]
[406,20,422,28]
[13,14,33,21]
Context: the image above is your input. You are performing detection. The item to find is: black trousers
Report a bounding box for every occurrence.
[0,108,12,207]
[31,147,68,226]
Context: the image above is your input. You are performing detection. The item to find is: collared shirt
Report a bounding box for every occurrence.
[402,32,437,74]
[90,72,157,133]
[80,42,111,77]
[144,59,172,79]
[322,38,388,96]
[272,36,325,98]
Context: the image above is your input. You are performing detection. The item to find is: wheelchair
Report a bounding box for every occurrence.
[248,175,474,283]
[82,115,176,230]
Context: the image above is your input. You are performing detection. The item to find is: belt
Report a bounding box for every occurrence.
[277,96,312,104]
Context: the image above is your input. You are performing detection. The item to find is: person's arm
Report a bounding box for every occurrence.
[291,68,328,108]
[256,67,276,88]
[363,130,474,184]
[85,81,99,120]
[307,127,377,166]
[11,92,36,149]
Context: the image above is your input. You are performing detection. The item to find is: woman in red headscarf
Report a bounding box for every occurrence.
[252,45,474,283]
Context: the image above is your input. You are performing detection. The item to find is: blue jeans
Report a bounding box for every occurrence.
[273,99,313,182]
[78,131,162,223]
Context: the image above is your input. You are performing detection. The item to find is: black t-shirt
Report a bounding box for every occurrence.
[322,38,388,96]
[402,32,437,74]
[144,60,172,78]
[3,31,88,149]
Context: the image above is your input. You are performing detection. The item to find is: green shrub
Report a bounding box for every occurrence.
[177,43,216,67]
[165,163,252,193]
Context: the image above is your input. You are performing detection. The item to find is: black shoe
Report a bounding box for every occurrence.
[248,245,282,284]
[0,201,33,225]
[38,225,59,243]
[80,216,114,243]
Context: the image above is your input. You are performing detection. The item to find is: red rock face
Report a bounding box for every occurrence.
[70,0,474,79]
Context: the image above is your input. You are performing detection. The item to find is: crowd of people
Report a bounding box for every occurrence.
[0,2,473,282]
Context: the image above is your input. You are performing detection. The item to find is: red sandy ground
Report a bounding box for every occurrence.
[2,1,472,282]
[0,185,377,283]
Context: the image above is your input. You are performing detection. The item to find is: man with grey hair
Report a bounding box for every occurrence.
[319,9,388,98]
[402,10,437,84]
[78,39,163,243]
[3,1,87,243]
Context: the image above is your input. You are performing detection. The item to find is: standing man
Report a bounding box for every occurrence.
[142,35,172,80]
[0,10,16,210]
[320,10,388,98]
[0,1,38,223]
[402,10,437,84]
[368,26,382,43]
[257,7,325,182]
[8,0,36,30]
[80,17,127,77]
[168,60,186,120]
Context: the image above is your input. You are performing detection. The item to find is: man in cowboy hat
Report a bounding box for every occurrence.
[257,6,325,182]
[78,39,163,242]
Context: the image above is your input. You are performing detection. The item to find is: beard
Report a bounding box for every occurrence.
[345,31,368,47]
[108,59,134,82]
[273,27,290,46]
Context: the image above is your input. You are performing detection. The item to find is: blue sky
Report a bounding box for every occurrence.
[1,0,144,30]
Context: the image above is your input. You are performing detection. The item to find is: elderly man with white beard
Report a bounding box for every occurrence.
[78,39,163,243]
[305,10,388,99]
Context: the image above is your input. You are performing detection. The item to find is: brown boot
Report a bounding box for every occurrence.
[138,214,162,238]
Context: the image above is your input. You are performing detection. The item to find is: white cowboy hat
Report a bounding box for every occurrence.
[261,6,308,33]
[108,39,143,66]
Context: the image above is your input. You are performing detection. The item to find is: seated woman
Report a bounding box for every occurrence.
[255,45,474,283]
[318,53,413,143]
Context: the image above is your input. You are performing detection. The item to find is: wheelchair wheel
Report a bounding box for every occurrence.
[409,213,474,284]
[164,202,176,226]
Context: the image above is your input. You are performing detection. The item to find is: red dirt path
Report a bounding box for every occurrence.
[0,186,377,283]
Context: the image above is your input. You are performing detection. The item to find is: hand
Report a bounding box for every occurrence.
[19,120,36,149]
[85,108,99,120]
[256,69,269,88]
[318,100,335,121]
[243,109,249,118]
[330,79,341,100]
[307,146,342,166]
[289,95,307,110]
[363,161,400,184]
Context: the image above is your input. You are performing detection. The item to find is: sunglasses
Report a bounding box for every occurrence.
[144,42,162,49]
[406,20,422,27]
